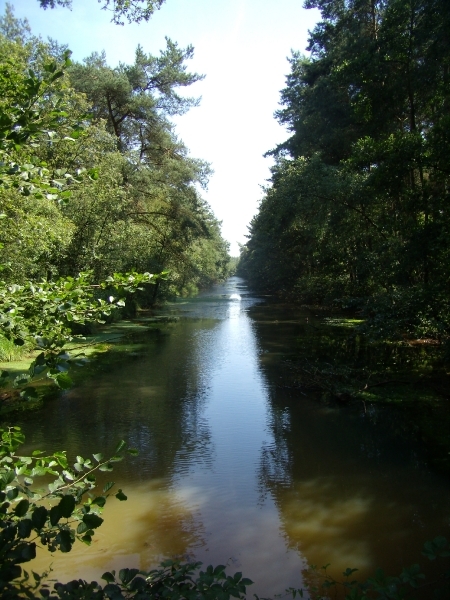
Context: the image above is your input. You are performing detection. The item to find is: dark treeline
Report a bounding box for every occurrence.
[0,3,230,304]
[239,0,450,342]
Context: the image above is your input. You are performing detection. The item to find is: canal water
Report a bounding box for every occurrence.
[20,277,449,597]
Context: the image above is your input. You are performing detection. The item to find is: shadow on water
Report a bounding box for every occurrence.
[15,278,450,597]
[249,300,450,474]
[249,299,450,594]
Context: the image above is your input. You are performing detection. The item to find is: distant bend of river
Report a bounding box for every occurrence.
[19,277,450,597]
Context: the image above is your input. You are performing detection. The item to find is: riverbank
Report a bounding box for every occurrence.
[0,316,177,418]
[248,302,450,476]
[2,296,449,477]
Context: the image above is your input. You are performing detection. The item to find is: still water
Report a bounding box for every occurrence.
[20,277,449,596]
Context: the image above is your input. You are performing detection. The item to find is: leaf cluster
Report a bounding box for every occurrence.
[0,270,161,396]
[37,1,166,26]
[0,426,137,599]
[239,0,450,345]
[291,540,449,599]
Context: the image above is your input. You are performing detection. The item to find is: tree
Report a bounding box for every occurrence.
[65,45,228,298]
[69,42,203,153]
[0,6,231,304]
[0,3,30,44]
[37,0,166,25]
[240,0,450,343]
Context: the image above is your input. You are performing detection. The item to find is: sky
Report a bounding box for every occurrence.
[4,0,320,255]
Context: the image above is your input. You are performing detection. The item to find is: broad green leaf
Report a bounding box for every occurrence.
[7,487,19,501]
[48,478,64,493]
[109,455,123,463]
[58,495,76,518]
[77,521,89,534]
[114,440,127,454]
[32,506,48,530]
[119,568,139,585]
[99,463,113,472]
[92,496,106,508]
[20,542,36,561]
[14,498,30,517]
[20,387,39,401]
[115,489,127,501]
[103,481,115,493]
[18,519,33,539]
[54,372,73,390]
[49,505,62,526]
[56,529,72,553]
[82,513,103,529]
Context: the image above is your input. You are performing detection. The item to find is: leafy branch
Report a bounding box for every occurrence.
[0,270,165,398]
[37,1,166,26]
[287,543,450,600]
[0,426,136,598]
[0,427,254,600]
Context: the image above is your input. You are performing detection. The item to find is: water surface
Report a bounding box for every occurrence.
[20,277,449,596]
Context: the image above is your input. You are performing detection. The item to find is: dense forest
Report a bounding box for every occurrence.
[0,2,449,600]
[239,0,450,344]
[0,2,230,305]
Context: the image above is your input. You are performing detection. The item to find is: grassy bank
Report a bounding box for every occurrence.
[0,316,175,418]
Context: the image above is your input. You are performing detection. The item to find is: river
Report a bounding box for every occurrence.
[18,277,450,597]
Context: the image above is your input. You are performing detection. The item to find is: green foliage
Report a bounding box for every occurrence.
[239,0,450,345]
[0,270,161,397]
[0,189,75,283]
[19,560,253,600]
[0,20,93,220]
[0,52,71,147]
[37,1,166,25]
[293,540,450,599]
[0,335,32,362]
[94,561,252,600]
[0,426,137,599]
[0,5,230,303]
[69,40,203,141]
[60,42,228,296]
[422,536,450,561]
[0,3,230,410]
[0,4,31,44]
[0,426,253,600]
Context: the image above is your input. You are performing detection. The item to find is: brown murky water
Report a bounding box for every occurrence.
[18,277,450,597]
